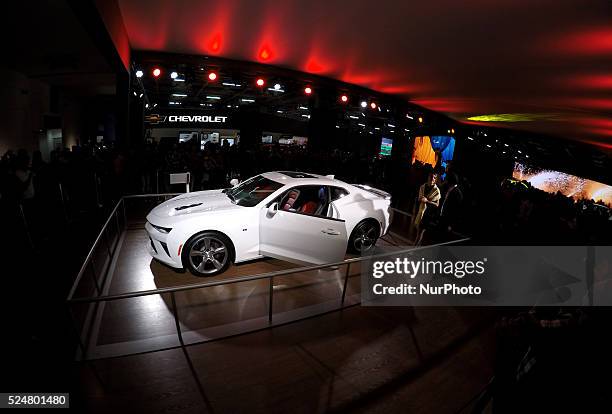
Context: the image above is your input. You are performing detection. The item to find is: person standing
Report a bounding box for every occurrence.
[412,172,441,240]
[439,172,464,235]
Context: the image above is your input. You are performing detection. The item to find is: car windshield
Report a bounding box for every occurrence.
[225,175,283,207]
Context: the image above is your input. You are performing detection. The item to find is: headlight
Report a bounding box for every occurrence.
[150,222,172,234]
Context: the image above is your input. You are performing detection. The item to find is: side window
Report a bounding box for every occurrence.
[330,187,349,201]
[278,185,330,218]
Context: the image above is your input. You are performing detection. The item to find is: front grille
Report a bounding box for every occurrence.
[149,237,158,254]
[159,241,170,257]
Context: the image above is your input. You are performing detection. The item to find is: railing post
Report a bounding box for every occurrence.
[171,292,185,346]
[90,260,100,295]
[122,198,127,231]
[68,305,87,358]
[115,210,121,235]
[58,182,69,222]
[341,263,351,306]
[18,203,35,250]
[268,277,274,324]
[104,228,112,258]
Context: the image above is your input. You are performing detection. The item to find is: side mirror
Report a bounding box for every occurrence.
[267,202,279,216]
[230,178,240,187]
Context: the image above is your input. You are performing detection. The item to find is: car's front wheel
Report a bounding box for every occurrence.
[183,231,233,276]
[348,220,380,254]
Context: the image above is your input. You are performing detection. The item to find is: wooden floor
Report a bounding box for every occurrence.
[76,306,496,413]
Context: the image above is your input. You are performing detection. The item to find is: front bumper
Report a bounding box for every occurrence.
[145,221,183,269]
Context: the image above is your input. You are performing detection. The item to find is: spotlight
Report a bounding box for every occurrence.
[135,70,143,78]
[418,116,423,123]
[304,86,312,95]
[370,102,377,109]
[208,72,217,81]
[170,71,178,79]
[274,83,281,90]
[256,78,265,86]
[451,128,455,134]
[152,68,161,78]
[340,94,348,103]
[360,101,367,108]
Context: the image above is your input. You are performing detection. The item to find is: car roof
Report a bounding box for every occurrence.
[262,171,348,187]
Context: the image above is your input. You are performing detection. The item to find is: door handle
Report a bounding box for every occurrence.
[321,228,341,236]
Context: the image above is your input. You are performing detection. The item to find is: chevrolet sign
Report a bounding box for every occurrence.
[168,115,228,123]
[145,114,229,125]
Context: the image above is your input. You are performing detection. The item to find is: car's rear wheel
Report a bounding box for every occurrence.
[183,231,233,276]
[348,220,380,254]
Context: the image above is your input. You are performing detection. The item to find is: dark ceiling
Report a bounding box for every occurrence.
[0,0,115,96]
[116,0,612,150]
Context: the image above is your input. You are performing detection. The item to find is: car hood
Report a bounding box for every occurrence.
[147,190,242,220]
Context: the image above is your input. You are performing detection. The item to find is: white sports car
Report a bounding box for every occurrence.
[145,171,392,276]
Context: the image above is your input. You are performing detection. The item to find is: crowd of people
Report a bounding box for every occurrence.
[409,160,611,245]
[1,139,610,252]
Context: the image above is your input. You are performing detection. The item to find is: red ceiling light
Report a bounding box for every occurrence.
[258,46,272,61]
[304,86,312,95]
[209,34,222,53]
[152,68,161,77]
[370,102,377,109]
[340,94,348,103]
[256,78,265,87]
[208,72,217,81]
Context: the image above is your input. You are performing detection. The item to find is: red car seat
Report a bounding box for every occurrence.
[299,201,318,214]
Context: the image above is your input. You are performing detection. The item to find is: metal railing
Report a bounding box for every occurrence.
[66,193,469,361]
[66,193,181,301]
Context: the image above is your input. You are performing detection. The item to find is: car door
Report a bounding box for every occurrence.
[328,186,350,219]
[259,185,348,265]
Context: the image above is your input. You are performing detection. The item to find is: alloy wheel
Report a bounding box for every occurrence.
[353,222,378,252]
[188,236,228,275]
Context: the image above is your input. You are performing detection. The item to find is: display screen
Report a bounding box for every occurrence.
[379,137,393,157]
[513,162,612,205]
[411,136,455,169]
[179,132,198,143]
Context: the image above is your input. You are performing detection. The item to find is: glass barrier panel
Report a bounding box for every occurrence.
[174,280,269,345]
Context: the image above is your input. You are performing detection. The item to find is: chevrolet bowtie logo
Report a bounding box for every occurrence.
[145,114,167,124]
